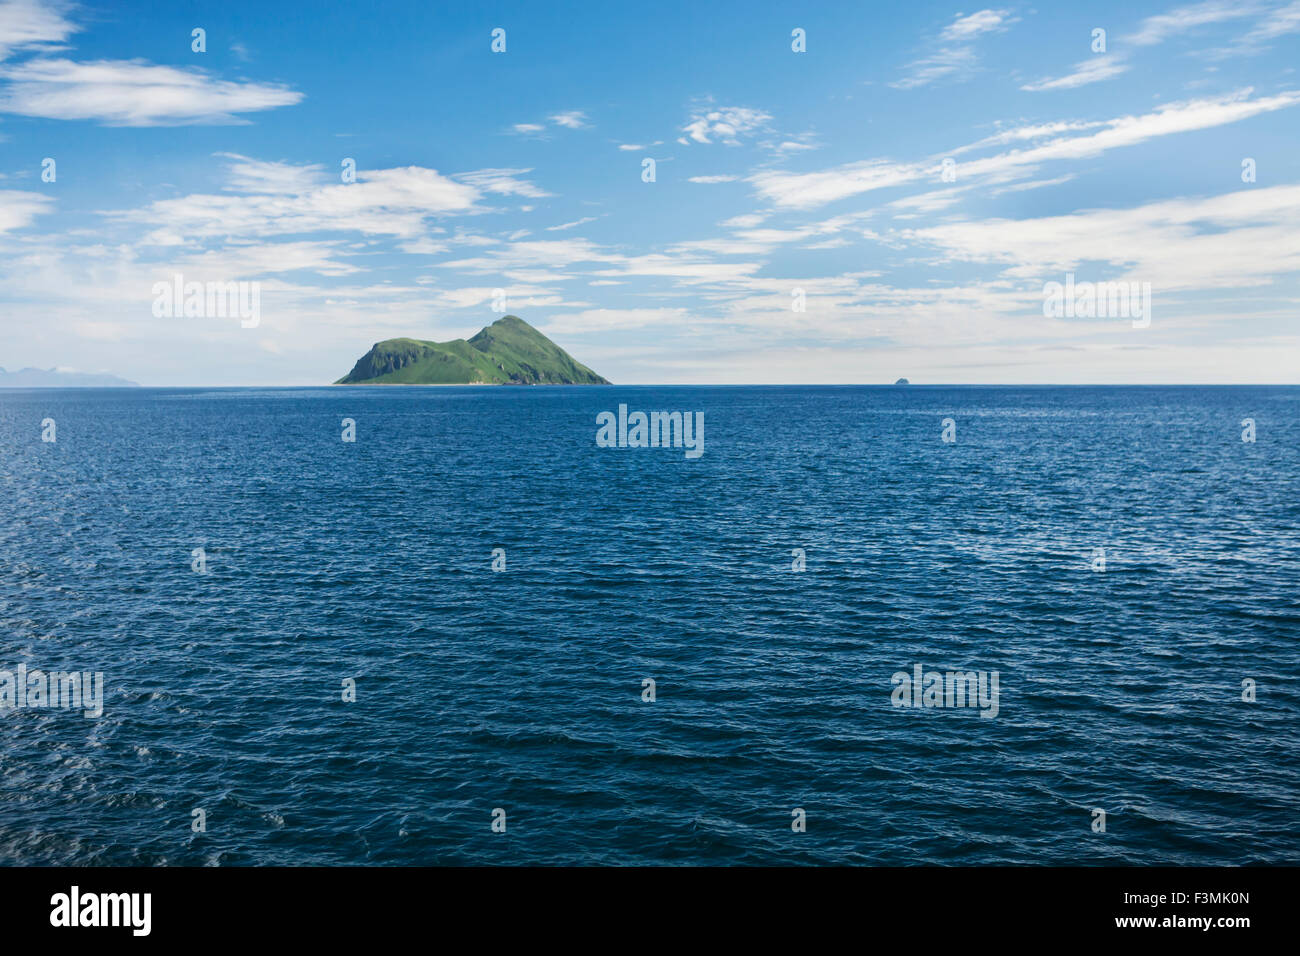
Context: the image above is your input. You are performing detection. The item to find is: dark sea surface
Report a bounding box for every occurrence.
[0,385,1297,866]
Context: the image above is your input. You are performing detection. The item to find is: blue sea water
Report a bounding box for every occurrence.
[0,384,1297,866]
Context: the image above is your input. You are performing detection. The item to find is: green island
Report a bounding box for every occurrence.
[335,315,610,385]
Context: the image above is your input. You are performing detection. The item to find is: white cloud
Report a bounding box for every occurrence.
[750,90,1300,208]
[439,237,613,273]
[117,159,490,243]
[1241,0,1300,42]
[435,229,769,287]
[1015,2,1268,93]
[888,189,966,215]
[428,285,560,310]
[1020,56,1131,91]
[509,111,590,137]
[750,158,920,209]
[453,168,552,198]
[940,8,1015,41]
[990,174,1077,195]
[400,237,450,255]
[679,106,772,145]
[1124,0,1260,46]
[0,57,302,125]
[669,215,861,258]
[549,110,588,128]
[904,184,1300,293]
[591,253,761,284]
[892,9,1016,89]
[954,120,1108,152]
[0,0,76,62]
[546,217,597,231]
[688,174,740,183]
[170,240,358,278]
[964,89,1300,169]
[890,47,978,90]
[219,154,327,194]
[542,307,689,335]
[720,214,766,229]
[0,189,50,232]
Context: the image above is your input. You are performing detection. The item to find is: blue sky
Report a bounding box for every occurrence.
[1,0,1298,384]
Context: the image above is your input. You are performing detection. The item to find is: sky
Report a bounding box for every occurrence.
[0,0,1298,385]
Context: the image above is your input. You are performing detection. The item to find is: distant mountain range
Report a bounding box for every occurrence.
[0,367,138,387]
[336,315,609,385]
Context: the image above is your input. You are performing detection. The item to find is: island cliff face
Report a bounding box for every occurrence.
[335,315,610,385]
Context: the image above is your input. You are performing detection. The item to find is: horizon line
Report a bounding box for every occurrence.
[4,382,1300,390]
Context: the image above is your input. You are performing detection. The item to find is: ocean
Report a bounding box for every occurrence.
[1,385,1296,865]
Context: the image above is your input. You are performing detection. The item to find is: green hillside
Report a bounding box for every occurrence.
[334,315,610,385]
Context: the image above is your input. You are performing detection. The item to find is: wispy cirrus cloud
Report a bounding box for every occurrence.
[546,217,597,231]
[453,168,553,199]
[749,89,1300,208]
[1244,0,1300,40]
[891,8,1016,89]
[891,46,980,90]
[990,173,1077,195]
[750,159,919,209]
[1020,55,1130,92]
[1220,0,1300,54]
[1123,0,1262,46]
[1021,2,1280,91]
